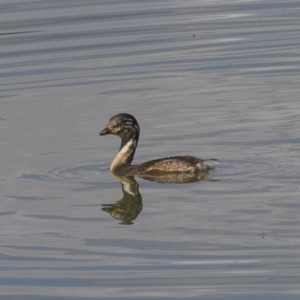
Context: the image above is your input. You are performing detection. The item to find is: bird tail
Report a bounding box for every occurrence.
[202,159,220,170]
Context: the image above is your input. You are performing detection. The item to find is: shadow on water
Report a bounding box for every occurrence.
[102,171,216,225]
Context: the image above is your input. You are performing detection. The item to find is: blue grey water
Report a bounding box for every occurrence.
[1,0,300,299]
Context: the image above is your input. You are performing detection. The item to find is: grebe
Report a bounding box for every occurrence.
[99,113,217,176]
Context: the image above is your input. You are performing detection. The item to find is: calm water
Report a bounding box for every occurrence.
[1,0,300,299]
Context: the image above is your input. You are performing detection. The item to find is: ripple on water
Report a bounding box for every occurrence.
[19,162,109,183]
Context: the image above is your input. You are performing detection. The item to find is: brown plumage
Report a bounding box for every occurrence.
[99,113,217,176]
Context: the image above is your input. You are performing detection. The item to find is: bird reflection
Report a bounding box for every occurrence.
[102,174,142,225]
[138,172,211,184]
[102,171,215,225]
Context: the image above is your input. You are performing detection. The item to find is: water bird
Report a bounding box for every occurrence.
[99,113,217,176]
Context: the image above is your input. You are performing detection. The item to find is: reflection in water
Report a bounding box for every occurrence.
[139,172,213,184]
[102,171,214,224]
[102,174,142,225]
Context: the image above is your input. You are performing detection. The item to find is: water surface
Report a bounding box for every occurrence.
[1,0,300,299]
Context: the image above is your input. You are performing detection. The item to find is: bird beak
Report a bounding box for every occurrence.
[99,127,110,136]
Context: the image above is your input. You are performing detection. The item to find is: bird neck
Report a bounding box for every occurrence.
[109,128,139,172]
